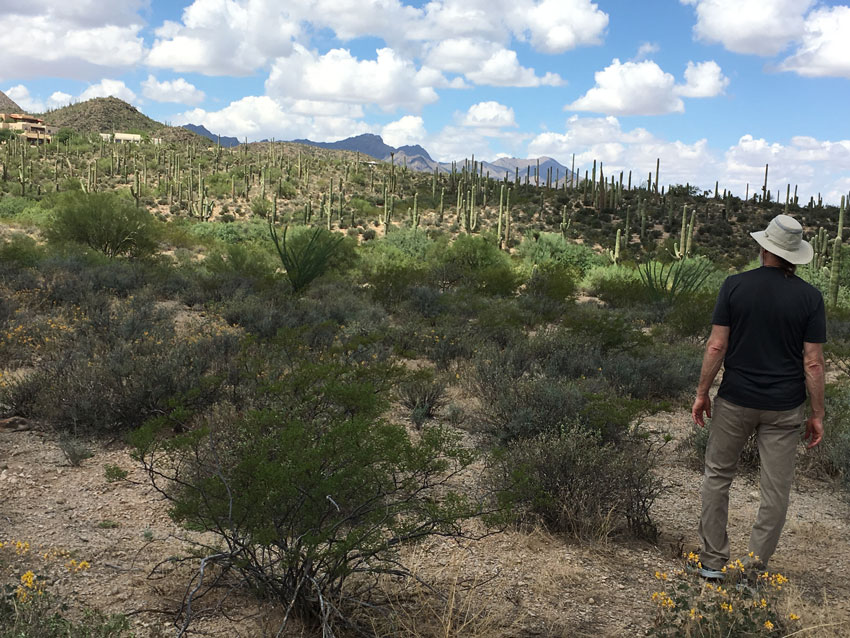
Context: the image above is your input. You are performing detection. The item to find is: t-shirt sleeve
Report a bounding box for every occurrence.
[711,277,732,326]
[804,293,827,343]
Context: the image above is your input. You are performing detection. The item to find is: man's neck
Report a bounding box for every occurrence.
[762,251,782,268]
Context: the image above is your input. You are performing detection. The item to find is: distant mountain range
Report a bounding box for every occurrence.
[182,126,576,184]
[182,123,241,148]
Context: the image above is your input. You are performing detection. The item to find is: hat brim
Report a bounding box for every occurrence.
[751,231,814,265]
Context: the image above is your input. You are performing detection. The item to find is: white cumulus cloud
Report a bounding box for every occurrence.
[512,0,609,53]
[675,61,729,97]
[465,48,564,87]
[568,59,684,116]
[528,115,716,187]
[634,42,660,60]
[529,117,850,205]
[147,0,301,75]
[79,79,138,104]
[382,115,427,147]
[141,75,206,105]
[424,39,561,87]
[4,85,45,113]
[172,95,372,142]
[680,0,813,56]
[266,46,442,111]
[780,6,850,79]
[460,101,517,128]
[724,134,850,203]
[0,1,145,80]
[47,91,74,109]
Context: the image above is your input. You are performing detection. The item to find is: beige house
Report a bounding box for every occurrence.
[114,132,142,144]
[0,113,56,144]
[100,132,161,145]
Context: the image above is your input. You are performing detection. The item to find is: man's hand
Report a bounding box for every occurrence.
[692,394,712,427]
[803,415,824,449]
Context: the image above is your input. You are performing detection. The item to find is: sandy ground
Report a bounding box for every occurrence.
[1,406,849,638]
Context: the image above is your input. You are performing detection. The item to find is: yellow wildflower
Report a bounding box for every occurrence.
[20,571,35,589]
[790,613,800,621]
[764,620,774,630]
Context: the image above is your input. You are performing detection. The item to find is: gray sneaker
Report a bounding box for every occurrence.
[697,566,725,580]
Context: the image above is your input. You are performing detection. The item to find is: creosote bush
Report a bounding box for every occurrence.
[132,343,489,635]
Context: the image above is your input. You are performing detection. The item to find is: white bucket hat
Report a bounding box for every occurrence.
[750,214,813,265]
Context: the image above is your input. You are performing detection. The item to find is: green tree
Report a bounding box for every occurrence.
[45,191,158,258]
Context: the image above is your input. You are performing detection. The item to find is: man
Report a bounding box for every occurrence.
[691,213,826,579]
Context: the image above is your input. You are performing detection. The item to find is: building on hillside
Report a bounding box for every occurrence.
[0,113,56,144]
[114,133,142,144]
[99,132,161,145]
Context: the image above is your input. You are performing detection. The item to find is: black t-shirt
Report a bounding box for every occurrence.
[712,266,826,410]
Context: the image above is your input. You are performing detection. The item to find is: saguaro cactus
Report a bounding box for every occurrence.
[607,228,622,264]
[829,195,845,306]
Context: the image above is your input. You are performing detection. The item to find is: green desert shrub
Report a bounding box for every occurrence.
[1,295,240,433]
[0,196,30,218]
[488,426,664,541]
[431,234,518,296]
[185,218,269,244]
[360,243,428,307]
[382,227,432,260]
[517,231,599,274]
[0,233,44,267]
[474,372,586,442]
[518,261,578,320]
[563,304,651,353]
[661,288,718,340]
[131,352,484,635]
[583,263,649,307]
[601,348,701,400]
[45,191,158,259]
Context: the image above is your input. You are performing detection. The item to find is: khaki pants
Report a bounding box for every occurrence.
[698,396,805,570]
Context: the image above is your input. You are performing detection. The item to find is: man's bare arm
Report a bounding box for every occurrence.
[803,341,825,448]
[692,325,730,427]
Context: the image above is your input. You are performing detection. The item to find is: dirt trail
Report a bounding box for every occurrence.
[1,407,848,637]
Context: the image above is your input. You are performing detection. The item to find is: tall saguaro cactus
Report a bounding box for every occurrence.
[762,164,769,203]
[829,195,846,306]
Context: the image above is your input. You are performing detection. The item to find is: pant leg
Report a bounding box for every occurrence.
[699,397,759,570]
[748,403,806,566]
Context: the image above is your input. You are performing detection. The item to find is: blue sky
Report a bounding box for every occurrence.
[2,0,849,204]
